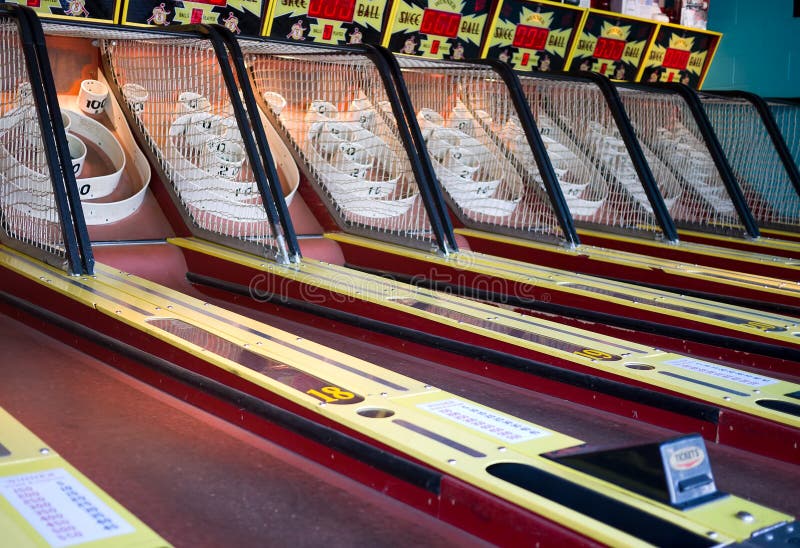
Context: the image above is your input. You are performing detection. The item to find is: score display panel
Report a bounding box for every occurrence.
[639,23,722,89]
[263,0,390,45]
[382,0,490,60]
[565,8,658,82]
[121,0,267,36]
[481,0,585,72]
[3,0,119,24]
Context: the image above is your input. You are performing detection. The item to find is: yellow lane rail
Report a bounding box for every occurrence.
[325,232,800,347]
[1,244,795,546]
[0,407,168,548]
[456,228,800,298]
[579,228,800,270]
[170,237,800,430]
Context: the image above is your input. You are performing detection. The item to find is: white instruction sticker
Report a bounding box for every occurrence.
[418,399,550,443]
[664,358,778,388]
[0,468,135,547]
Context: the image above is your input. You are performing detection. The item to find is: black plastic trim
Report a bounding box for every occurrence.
[1,5,84,274]
[488,462,716,548]
[640,82,760,238]
[210,25,302,262]
[520,68,680,242]
[487,60,580,247]
[371,47,459,254]
[709,90,800,202]
[185,24,296,264]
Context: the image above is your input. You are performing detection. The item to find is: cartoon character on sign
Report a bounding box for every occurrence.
[401,35,417,54]
[537,53,551,71]
[223,12,241,34]
[146,3,171,26]
[65,0,90,17]
[451,42,465,60]
[613,61,626,80]
[645,66,664,82]
[287,19,307,40]
[348,26,363,44]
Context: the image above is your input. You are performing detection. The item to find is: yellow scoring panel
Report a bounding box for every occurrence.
[1,244,793,545]
[382,0,490,60]
[640,23,722,88]
[456,228,800,300]
[565,8,658,82]
[579,228,800,273]
[1,0,120,25]
[0,407,168,547]
[170,236,800,430]
[262,0,389,45]
[480,0,585,72]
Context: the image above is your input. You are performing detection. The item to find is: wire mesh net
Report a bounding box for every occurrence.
[516,75,677,239]
[0,16,69,269]
[769,100,800,171]
[101,34,290,261]
[615,86,746,237]
[243,41,436,251]
[391,57,566,244]
[698,93,800,232]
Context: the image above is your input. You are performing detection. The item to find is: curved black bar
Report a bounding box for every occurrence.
[184,24,296,264]
[210,25,302,262]
[646,82,760,239]
[709,90,800,201]
[16,5,95,275]
[369,46,460,254]
[485,60,580,247]
[572,71,680,243]
[0,4,84,274]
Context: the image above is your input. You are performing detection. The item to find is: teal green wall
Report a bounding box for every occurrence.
[703,1,800,96]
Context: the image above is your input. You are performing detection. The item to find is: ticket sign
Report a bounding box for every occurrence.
[566,9,658,82]
[264,0,389,45]
[482,0,585,72]
[4,0,119,24]
[640,24,721,89]
[383,0,490,60]
[122,0,267,36]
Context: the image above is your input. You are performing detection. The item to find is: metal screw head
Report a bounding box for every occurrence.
[735,511,755,523]
[39,448,50,455]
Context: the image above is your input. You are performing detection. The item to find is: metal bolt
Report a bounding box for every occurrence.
[39,448,50,455]
[735,511,755,523]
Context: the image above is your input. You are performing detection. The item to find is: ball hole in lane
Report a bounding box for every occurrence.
[755,399,800,418]
[625,363,655,371]
[357,408,395,418]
